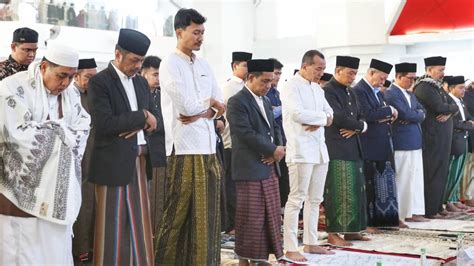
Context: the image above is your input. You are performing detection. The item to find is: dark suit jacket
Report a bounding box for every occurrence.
[324,78,365,161]
[414,79,458,158]
[451,99,474,156]
[87,63,158,186]
[146,88,166,168]
[353,79,393,161]
[227,86,282,181]
[463,89,474,152]
[384,84,425,151]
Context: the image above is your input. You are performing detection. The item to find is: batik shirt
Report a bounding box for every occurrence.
[0,55,29,81]
[0,62,91,225]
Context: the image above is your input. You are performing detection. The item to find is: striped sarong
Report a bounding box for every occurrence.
[445,152,468,203]
[324,160,368,233]
[93,145,154,266]
[234,167,283,261]
[154,154,221,265]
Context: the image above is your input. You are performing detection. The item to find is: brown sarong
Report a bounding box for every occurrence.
[234,167,283,261]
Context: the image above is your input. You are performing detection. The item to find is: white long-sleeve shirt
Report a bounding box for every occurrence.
[160,49,223,155]
[222,75,244,149]
[281,73,333,164]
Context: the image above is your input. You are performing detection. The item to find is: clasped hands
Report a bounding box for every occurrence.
[261,146,286,165]
[119,110,157,139]
[178,99,226,125]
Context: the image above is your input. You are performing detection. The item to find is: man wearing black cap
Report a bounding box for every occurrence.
[353,59,400,228]
[444,76,474,212]
[385,63,428,223]
[414,56,458,218]
[462,81,474,207]
[227,59,285,265]
[154,8,226,265]
[319,72,333,87]
[71,58,97,262]
[87,28,158,265]
[73,58,97,113]
[140,55,167,238]
[324,55,370,246]
[0,27,39,80]
[221,51,252,235]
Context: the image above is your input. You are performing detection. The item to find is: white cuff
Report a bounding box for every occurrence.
[362,121,368,133]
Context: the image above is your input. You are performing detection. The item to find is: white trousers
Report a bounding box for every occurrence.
[0,214,73,265]
[394,149,425,219]
[462,153,474,198]
[283,162,328,252]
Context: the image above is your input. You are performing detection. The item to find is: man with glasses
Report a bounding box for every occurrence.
[385,63,428,224]
[0,27,39,80]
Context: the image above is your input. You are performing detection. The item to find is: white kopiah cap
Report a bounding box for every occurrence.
[45,42,79,68]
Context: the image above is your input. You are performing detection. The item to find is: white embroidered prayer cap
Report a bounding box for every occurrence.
[45,41,79,68]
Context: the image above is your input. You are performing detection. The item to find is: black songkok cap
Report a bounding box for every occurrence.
[321,72,333,81]
[294,69,299,75]
[232,52,252,62]
[395,62,417,73]
[117,28,151,56]
[424,56,446,67]
[383,80,392,88]
[336,56,360,69]
[446,76,466,86]
[443,75,453,83]
[247,59,275,73]
[78,58,97,70]
[13,27,38,43]
[370,59,393,74]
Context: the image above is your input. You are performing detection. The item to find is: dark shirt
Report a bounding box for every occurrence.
[0,55,29,81]
[266,86,286,144]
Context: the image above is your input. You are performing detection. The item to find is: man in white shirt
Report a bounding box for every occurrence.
[281,50,334,263]
[0,43,90,265]
[154,8,226,265]
[88,29,158,265]
[222,51,252,234]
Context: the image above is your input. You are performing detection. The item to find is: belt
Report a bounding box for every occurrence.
[0,194,34,217]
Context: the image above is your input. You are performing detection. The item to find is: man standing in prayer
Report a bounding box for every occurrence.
[154,8,226,265]
[462,82,474,207]
[0,27,39,80]
[222,51,252,234]
[140,55,167,237]
[385,62,428,223]
[227,59,285,265]
[444,76,474,212]
[414,56,458,219]
[71,58,97,262]
[353,59,401,228]
[267,58,290,208]
[88,28,157,265]
[281,50,334,264]
[0,43,90,264]
[324,55,370,247]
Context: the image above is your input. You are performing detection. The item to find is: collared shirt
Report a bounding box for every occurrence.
[393,83,411,108]
[111,62,146,145]
[222,75,244,149]
[281,73,333,163]
[160,48,223,155]
[246,86,271,127]
[0,55,29,81]
[363,77,381,103]
[450,93,466,121]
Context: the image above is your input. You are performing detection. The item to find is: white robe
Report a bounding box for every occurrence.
[0,62,90,225]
